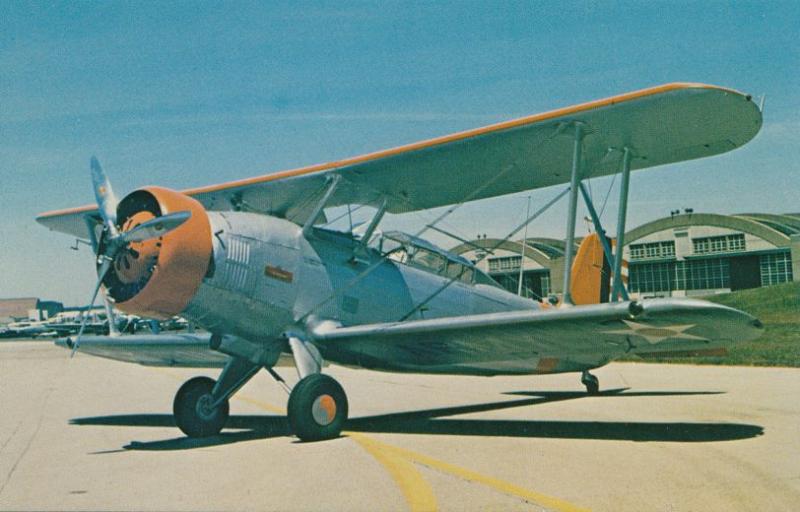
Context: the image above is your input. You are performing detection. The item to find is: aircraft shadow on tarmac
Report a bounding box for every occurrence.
[70,388,764,452]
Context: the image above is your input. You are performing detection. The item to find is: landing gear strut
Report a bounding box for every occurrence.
[581,370,599,395]
[173,356,260,438]
[286,334,348,442]
[172,334,349,442]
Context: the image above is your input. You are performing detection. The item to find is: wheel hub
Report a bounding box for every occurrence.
[311,394,336,426]
[196,394,217,421]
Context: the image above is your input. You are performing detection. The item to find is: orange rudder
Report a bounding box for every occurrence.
[569,233,611,305]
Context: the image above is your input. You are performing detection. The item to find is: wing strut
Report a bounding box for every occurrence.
[357,199,387,249]
[611,148,633,301]
[561,123,585,306]
[578,182,630,302]
[302,174,342,237]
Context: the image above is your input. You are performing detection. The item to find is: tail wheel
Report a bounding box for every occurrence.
[173,376,229,438]
[288,374,348,442]
[581,371,600,395]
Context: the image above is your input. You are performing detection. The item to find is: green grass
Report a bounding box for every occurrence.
[623,281,800,367]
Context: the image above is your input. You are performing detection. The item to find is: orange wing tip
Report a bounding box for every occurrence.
[37,203,97,220]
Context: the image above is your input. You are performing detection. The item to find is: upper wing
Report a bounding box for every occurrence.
[310,299,763,376]
[38,83,762,237]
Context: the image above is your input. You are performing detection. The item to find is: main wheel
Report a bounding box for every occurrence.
[173,376,229,438]
[287,374,348,442]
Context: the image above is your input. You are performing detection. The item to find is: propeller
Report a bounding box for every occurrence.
[70,157,192,356]
[91,156,119,237]
[118,211,191,244]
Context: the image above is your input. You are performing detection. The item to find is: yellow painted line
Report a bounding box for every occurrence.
[350,433,438,512]
[232,387,437,512]
[235,394,285,415]
[154,368,586,511]
[354,435,590,512]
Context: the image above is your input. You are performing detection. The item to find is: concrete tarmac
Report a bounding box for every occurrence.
[1,340,799,511]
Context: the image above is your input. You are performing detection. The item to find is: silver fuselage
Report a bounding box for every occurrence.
[181,212,536,369]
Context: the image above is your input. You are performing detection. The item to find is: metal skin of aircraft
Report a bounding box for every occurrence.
[37,83,765,442]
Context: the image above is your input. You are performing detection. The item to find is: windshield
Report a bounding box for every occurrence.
[380,232,477,284]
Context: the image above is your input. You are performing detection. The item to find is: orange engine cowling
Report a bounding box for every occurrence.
[100,186,212,319]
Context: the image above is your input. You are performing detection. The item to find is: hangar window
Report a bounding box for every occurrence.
[487,256,521,272]
[692,234,745,255]
[630,257,733,293]
[629,241,675,260]
[628,261,674,293]
[760,252,793,286]
[675,258,730,290]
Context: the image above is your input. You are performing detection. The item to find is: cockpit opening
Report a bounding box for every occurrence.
[379,231,497,287]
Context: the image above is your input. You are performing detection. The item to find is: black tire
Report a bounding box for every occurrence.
[287,374,348,442]
[173,376,229,438]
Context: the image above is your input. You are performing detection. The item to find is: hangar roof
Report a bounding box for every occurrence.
[626,212,796,247]
[734,214,800,236]
[450,212,797,264]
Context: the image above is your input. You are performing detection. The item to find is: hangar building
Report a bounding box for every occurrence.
[0,298,64,324]
[452,212,799,300]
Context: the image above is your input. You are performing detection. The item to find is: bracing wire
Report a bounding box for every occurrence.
[398,187,569,320]
[296,128,563,323]
[597,172,617,219]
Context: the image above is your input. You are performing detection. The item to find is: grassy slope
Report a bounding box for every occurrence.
[625,281,800,367]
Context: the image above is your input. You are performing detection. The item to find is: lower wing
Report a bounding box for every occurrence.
[311,299,763,376]
[55,333,228,367]
[55,299,761,376]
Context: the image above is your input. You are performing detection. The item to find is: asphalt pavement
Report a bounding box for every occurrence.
[1,340,798,511]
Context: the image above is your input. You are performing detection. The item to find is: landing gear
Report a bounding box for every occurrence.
[173,356,261,438]
[288,373,348,442]
[171,333,349,442]
[581,370,599,395]
[173,376,230,437]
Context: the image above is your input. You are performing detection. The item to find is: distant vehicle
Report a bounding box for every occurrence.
[5,320,55,338]
[162,316,189,331]
[39,83,764,442]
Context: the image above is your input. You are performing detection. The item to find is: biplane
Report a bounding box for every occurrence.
[37,83,764,441]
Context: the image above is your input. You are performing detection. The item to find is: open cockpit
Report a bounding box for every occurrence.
[378,230,499,287]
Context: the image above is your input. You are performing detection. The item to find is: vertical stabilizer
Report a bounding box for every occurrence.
[569,233,612,305]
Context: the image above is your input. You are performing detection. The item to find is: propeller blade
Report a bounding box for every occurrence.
[71,257,113,357]
[90,156,119,236]
[120,211,192,243]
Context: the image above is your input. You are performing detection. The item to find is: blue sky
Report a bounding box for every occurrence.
[1,1,798,305]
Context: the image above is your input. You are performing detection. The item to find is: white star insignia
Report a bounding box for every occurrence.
[602,320,708,345]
